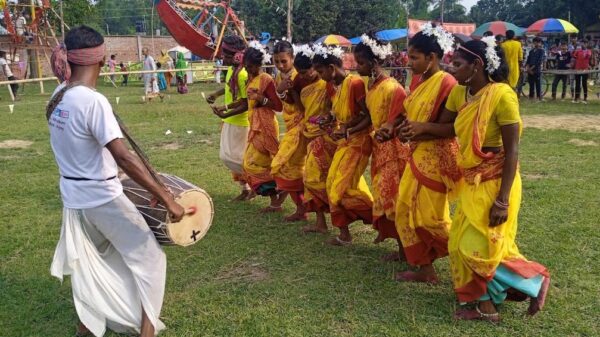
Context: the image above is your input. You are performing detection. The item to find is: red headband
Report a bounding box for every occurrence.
[51,43,106,82]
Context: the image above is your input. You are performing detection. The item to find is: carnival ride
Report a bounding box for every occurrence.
[154,0,248,60]
[0,0,64,80]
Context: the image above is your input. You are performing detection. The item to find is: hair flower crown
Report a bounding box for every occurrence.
[480,36,501,73]
[313,43,344,60]
[420,21,455,55]
[293,44,315,59]
[248,40,272,65]
[360,34,393,60]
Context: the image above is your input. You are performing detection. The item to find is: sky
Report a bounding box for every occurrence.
[461,0,478,11]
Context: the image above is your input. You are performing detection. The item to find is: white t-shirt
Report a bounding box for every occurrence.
[0,57,13,77]
[48,84,124,209]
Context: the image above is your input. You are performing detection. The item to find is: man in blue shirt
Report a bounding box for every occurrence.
[526,37,545,101]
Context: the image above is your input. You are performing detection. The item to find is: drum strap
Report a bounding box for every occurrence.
[46,82,167,189]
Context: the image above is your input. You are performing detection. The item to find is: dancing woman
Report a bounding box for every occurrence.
[241,42,285,212]
[354,33,410,260]
[404,38,550,321]
[270,41,308,221]
[312,44,373,246]
[383,23,460,283]
[291,45,337,234]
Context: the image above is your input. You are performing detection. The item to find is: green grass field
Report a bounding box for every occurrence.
[1,80,599,337]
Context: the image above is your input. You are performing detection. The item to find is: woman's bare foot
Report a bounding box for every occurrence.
[285,211,308,222]
[395,264,438,284]
[326,226,352,246]
[528,276,550,316]
[231,189,250,202]
[260,205,283,213]
[380,251,406,262]
[454,301,500,323]
[302,224,328,234]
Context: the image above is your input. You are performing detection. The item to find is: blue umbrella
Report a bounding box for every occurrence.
[376,29,408,42]
[349,36,361,45]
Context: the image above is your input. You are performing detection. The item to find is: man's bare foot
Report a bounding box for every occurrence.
[260,205,283,213]
[284,212,308,222]
[302,224,328,234]
[76,322,91,337]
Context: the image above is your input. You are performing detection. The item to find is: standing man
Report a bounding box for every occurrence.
[142,47,161,100]
[206,35,253,201]
[501,30,523,89]
[551,43,571,100]
[0,51,18,97]
[107,54,117,87]
[572,40,593,104]
[48,26,185,337]
[525,37,545,101]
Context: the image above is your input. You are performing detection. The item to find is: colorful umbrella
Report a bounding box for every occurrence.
[472,21,524,38]
[527,18,579,34]
[315,35,352,47]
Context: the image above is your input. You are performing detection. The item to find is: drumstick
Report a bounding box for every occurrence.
[202,92,228,115]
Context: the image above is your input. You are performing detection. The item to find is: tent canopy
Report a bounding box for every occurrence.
[408,19,475,37]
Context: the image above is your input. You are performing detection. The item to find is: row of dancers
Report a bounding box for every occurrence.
[205,23,550,322]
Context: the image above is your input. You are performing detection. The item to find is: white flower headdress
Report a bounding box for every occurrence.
[480,36,501,73]
[360,34,393,60]
[420,21,455,55]
[313,43,345,60]
[248,40,272,65]
[293,44,315,59]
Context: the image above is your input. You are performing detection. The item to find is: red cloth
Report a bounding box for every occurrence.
[263,80,283,111]
[326,76,366,115]
[572,49,592,70]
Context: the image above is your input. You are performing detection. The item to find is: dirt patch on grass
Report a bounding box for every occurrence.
[160,142,181,150]
[0,140,33,149]
[216,258,269,283]
[523,115,600,132]
[567,139,598,147]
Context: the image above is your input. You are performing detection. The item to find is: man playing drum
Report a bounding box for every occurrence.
[47,26,185,337]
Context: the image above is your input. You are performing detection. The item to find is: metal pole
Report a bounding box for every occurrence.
[440,0,445,24]
[59,0,65,41]
[287,0,292,42]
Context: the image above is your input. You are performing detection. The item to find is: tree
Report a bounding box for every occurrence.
[430,0,469,23]
[469,0,528,26]
[49,0,102,32]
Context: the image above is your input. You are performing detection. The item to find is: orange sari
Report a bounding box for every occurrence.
[301,79,337,213]
[271,69,307,192]
[326,75,373,227]
[366,77,410,240]
[395,71,461,266]
[243,72,281,195]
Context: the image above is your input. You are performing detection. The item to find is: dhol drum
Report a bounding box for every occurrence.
[121,173,214,246]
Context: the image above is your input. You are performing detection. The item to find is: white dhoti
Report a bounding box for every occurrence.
[50,194,166,337]
[219,122,248,175]
[144,75,160,96]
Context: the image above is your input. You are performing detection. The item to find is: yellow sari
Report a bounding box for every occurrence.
[450,83,548,303]
[243,73,280,195]
[301,79,337,212]
[367,77,410,240]
[326,75,373,227]
[271,69,307,192]
[395,71,460,266]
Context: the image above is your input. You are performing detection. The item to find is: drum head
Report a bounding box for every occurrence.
[167,189,214,246]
